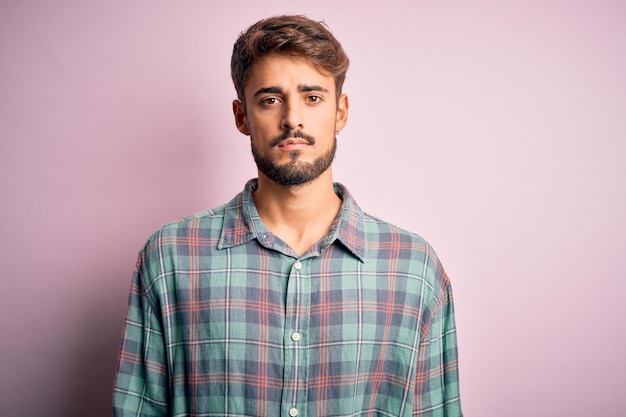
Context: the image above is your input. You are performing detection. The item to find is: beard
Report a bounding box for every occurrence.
[251,131,337,186]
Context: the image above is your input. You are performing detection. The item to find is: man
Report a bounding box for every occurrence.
[113,15,462,417]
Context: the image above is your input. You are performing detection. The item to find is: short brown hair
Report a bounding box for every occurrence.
[231,15,350,103]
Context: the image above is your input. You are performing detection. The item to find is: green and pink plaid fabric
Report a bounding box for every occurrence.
[113,179,462,417]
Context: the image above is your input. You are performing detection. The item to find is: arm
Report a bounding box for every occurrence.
[414,281,463,417]
[113,254,169,416]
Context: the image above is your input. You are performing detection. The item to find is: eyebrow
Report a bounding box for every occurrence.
[253,87,282,97]
[299,84,329,93]
[253,84,330,97]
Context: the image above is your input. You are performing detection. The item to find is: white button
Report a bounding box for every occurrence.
[291,332,301,342]
[289,408,298,417]
[294,261,302,270]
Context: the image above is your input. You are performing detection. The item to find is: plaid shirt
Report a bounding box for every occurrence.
[113,179,462,417]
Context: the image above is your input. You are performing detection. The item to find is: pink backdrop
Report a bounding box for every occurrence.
[2,1,625,416]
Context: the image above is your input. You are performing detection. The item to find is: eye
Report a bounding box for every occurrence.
[261,97,280,106]
[306,95,322,103]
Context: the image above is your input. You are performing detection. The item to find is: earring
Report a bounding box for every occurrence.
[336,130,340,135]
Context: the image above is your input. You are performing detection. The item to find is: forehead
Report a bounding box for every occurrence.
[244,54,335,96]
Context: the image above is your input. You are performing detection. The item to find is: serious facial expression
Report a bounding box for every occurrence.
[233,54,348,186]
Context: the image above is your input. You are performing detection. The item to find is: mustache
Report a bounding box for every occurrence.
[270,130,316,147]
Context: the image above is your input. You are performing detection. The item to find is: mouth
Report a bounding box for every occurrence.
[278,138,310,147]
[271,130,316,148]
[277,138,310,151]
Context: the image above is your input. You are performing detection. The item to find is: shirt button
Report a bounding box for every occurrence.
[289,408,298,417]
[291,332,301,342]
[294,261,302,270]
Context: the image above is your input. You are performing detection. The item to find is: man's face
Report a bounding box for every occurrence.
[233,54,349,186]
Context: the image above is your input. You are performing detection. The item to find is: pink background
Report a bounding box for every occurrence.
[1,1,625,416]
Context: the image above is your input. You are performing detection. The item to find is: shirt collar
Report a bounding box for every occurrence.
[218,178,366,262]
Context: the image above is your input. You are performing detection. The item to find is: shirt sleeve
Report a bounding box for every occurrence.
[414,280,463,416]
[113,251,170,416]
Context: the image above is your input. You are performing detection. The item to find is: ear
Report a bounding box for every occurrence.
[232,99,250,135]
[335,93,349,132]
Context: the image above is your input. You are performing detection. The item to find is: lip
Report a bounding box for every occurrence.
[277,138,310,151]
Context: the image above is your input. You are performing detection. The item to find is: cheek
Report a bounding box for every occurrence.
[312,110,338,129]
[247,114,274,133]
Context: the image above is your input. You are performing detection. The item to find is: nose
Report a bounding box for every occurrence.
[281,101,303,131]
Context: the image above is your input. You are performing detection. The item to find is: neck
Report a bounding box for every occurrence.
[253,169,342,255]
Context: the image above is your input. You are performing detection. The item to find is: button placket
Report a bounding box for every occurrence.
[282,258,310,417]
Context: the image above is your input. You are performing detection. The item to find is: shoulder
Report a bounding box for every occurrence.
[150,204,227,244]
[136,203,228,266]
[132,204,229,292]
[362,211,431,253]
[361,212,450,297]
